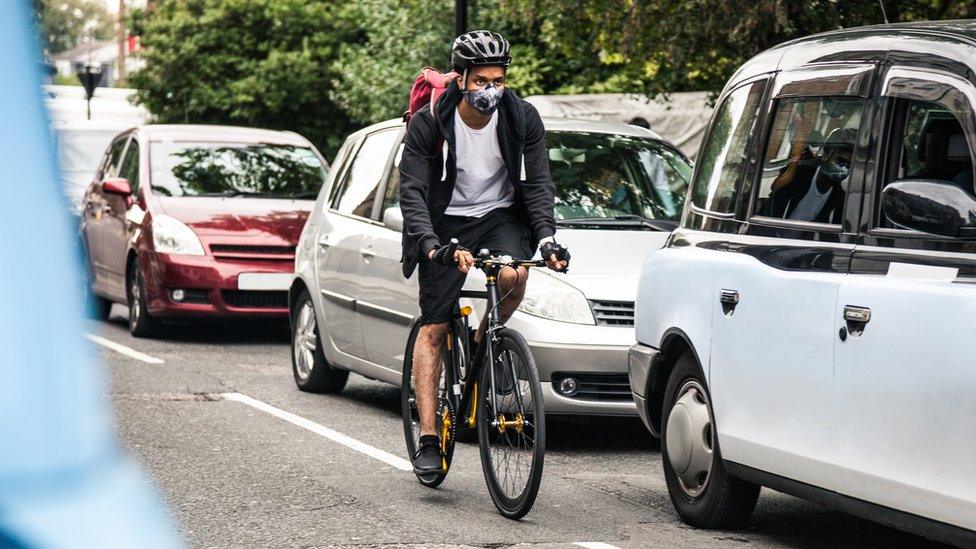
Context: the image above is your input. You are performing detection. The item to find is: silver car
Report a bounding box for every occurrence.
[290,117,691,416]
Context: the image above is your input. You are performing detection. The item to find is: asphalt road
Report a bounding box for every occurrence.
[92,306,948,548]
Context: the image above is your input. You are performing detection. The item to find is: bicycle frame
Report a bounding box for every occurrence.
[444,256,546,435]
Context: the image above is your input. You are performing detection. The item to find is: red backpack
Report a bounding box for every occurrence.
[403,67,458,124]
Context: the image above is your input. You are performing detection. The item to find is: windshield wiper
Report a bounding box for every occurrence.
[556,215,677,231]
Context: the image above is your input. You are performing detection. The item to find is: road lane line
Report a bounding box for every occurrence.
[221,392,412,472]
[574,543,622,549]
[85,333,165,364]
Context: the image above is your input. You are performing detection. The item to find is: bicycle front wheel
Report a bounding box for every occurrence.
[477,327,545,519]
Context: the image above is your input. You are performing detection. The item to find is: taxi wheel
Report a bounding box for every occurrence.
[291,289,348,393]
[661,352,759,529]
[127,261,163,338]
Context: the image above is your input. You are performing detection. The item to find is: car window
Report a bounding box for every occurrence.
[877,99,976,229]
[101,135,129,180]
[690,80,765,214]
[379,142,405,219]
[326,137,359,208]
[753,97,864,225]
[330,129,399,218]
[118,139,140,193]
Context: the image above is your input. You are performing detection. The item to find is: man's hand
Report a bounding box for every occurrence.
[454,249,474,273]
[429,242,474,273]
[540,241,570,272]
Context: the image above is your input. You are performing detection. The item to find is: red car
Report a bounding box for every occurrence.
[80,125,329,337]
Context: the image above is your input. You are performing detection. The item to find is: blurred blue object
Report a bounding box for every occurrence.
[0,2,182,548]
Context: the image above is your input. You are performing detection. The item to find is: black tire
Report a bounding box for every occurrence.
[477,328,545,520]
[661,352,760,529]
[401,321,457,488]
[290,289,349,393]
[127,261,164,338]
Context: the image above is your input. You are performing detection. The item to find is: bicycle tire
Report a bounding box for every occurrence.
[401,321,457,488]
[477,327,545,519]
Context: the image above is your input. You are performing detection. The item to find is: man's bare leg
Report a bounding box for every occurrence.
[474,266,528,345]
[413,322,448,437]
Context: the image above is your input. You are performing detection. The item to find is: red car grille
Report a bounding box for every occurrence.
[209,244,295,261]
[221,290,288,309]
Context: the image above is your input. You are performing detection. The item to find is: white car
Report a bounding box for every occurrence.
[290,117,691,416]
[53,119,138,217]
[628,23,976,546]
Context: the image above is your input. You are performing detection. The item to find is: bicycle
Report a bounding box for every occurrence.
[401,240,547,519]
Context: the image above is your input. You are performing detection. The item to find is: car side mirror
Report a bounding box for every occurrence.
[383,206,403,232]
[881,179,976,238]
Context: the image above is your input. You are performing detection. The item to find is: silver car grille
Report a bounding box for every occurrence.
[589,300,635,326]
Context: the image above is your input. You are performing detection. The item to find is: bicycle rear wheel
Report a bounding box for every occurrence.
[477,327,545,519]
[402,321,458,488]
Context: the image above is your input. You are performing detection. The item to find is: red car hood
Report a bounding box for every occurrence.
[156,197,313,243]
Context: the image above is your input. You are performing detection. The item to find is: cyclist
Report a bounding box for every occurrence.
[399,30,570,475]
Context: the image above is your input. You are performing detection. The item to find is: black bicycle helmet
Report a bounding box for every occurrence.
[452,30,511,71]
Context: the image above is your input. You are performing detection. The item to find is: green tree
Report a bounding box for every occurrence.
[128,0,358,156]
[35,0,115,54]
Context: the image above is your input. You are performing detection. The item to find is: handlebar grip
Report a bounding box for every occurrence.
[441,238,459,266]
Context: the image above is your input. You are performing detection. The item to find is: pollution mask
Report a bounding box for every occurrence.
[463,83,504,116]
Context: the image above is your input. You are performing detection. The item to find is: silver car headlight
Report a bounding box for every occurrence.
[152,214,204,256]
[518,270,594,325]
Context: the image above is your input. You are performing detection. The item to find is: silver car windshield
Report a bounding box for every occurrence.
[149,141,328,198]
[548,131,691,224]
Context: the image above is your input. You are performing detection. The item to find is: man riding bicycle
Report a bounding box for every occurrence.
[399,30,570,475]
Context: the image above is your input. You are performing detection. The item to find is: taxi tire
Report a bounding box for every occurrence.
[661,352,759,529]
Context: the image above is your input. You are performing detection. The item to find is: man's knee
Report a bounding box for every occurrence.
[499,267,528,299]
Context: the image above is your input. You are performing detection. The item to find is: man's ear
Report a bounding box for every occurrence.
[455,74,464,90]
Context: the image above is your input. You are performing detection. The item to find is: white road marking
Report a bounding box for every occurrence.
[85,333,165,364]
[574,543,622,549]
[221,392,412,472]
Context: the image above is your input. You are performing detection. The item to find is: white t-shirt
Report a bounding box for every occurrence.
[444,109,515,217]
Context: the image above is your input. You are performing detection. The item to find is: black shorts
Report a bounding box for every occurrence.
[418,207,533,326]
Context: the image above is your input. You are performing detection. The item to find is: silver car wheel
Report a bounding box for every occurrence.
[293,300,317,381]
[666,379,714,499]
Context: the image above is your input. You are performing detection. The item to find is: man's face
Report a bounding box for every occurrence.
[459,66,506,92]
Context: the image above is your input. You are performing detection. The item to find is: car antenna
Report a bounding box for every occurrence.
[877,0,890,24]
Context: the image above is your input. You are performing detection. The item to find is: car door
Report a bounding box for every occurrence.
[316,128,400,363]
[358,138,422,374]
[84,133,130,299]
[707,66,873,488]
[102,134,142,296]
[833,66,976,529]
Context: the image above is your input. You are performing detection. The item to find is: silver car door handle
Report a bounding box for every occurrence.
[359,247,375,258]
[317,235,332,248]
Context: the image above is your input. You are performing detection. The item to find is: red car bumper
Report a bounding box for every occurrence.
[139,251,292,319]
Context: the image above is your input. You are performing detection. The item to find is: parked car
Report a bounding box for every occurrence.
[290,117,691,416]
[628,21,976,545]
[80,125,329,337]
[53,119,136,218]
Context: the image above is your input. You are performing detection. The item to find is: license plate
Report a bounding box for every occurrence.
[237,273,292,291]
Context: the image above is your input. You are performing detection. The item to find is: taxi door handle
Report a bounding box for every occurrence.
[359,247,375,259]
[720,289,739,315]
[317,235,332,248]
